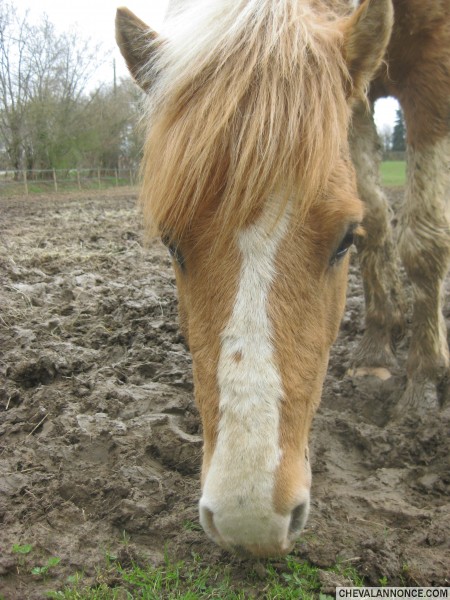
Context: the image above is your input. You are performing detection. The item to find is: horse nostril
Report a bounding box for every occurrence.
[288,502,308,537]
[200,505,222,543]
[202,506,214,530]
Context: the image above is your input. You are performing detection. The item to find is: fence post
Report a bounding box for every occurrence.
[53,169,58,193]
[97,167,101,189]
[115,169,119,187]
[23,170,29,196]
[77,169,81,191]
[129,169,133,186]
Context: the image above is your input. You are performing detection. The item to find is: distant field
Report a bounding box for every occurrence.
[1,163,406,197]
[380,160,406,187]
[0,168,138,197]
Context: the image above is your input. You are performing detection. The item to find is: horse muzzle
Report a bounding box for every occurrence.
[198,492,310,557]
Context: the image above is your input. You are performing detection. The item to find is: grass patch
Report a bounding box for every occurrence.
[380,161,406,187]
[47,553,364,600]
[0,175,136,197]
[12,543,33,555]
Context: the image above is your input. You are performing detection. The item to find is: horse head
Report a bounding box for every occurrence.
[116,0,392,557]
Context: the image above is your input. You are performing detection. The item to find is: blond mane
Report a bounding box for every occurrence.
[140,0,352,242]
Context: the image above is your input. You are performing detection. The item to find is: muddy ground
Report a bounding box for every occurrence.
[0,188,449,599]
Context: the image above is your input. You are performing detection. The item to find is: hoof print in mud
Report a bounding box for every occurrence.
[2,191,449,593]
[148,418,202,475]
[114,493,167,533]
[12,356,58,388]
[76,413,127,436]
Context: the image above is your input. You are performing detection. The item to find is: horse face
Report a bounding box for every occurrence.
[116,0,392,557]
[167,169,363,557]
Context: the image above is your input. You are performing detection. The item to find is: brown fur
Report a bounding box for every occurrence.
[138,1,354,247]
[115,8,161,91]
[343,0,393,99]
[349,103,406,370]
[271,159,363,512]
[171,217,242,481]
[115,0,395,555]
[350,0,450,413]
[371,0,450,147]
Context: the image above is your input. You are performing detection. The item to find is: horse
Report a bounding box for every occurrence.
[115,0,450,557]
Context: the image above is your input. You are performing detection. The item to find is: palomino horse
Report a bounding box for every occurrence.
[116,0,450,557]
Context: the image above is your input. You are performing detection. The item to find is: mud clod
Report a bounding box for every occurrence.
[0,189,449,598]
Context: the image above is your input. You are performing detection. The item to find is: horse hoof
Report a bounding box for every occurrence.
[347,366,393,381]
[351,339,398,377]
[392,379,439,419]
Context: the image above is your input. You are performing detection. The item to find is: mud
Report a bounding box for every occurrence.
[0,189,449,598]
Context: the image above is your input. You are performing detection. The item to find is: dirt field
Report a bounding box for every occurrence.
[0,189,449,598]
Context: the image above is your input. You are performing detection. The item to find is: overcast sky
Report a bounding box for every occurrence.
[15,0,169,85]
[15,0,398,130]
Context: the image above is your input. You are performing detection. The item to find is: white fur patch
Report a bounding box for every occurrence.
[200,202,291,547]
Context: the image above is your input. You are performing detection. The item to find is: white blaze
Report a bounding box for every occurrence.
[200,202,291,547]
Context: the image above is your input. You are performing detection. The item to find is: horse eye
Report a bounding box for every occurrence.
[162,235,186,271]
[330,230,355,266]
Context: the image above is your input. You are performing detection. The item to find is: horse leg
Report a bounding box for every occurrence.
[349,102,406,376]
[396,130,450,413]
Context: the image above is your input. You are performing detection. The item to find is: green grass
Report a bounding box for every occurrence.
[1,164,405,197]
[0,176,136,197]
[380,161,406,187]
[46,553,365,600]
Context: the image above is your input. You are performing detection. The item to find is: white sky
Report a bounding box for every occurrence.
[374,97,399,132]
[15,0,398,130]
[15,0,170,85]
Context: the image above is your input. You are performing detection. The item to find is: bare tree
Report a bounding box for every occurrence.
[0,1,103,173]
[80,78,145,170]
[0,2,144,174]
[0,2,31,173]
[391,107,406,152]
[379,123,393,153]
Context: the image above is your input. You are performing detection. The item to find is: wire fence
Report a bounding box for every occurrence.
[0,168,139,197]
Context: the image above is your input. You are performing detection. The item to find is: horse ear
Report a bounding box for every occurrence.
[343,0,393,98]
[115,7,161,92]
